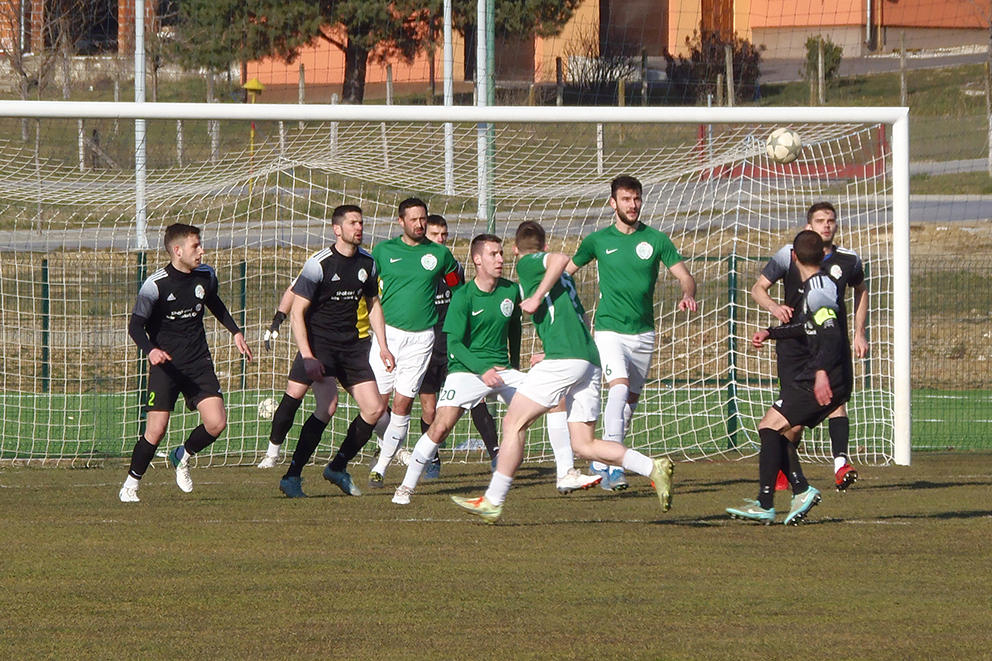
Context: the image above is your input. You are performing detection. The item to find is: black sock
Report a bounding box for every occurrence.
[127,436,157,480]
[329,414,376,472]
[784,440,810,494]
[471,402,500,459]
[829,416,850,462]
[184,424,218,454]
[270,394,304,445]
[420,417,430,435]
[284,415,327,479]
[757,428,781,509]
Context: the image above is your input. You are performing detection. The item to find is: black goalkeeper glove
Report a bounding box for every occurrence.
[263,311,286,351]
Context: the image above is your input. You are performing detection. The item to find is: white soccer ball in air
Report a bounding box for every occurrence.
[766,128,803,164]
[257,398,277,420]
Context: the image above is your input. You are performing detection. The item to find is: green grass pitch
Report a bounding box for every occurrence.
[2,454,991,660]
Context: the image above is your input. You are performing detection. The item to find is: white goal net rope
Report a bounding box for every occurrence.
[0,109,897,467]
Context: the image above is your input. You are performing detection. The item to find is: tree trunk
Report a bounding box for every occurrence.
[342,38,369,104]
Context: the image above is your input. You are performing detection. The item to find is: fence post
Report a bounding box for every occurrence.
[641,48,648,106]
[899,31,907,107]
[556,57,563,106]
[41,258,50,394]
[725,44,734,107]
[817,38,826,105]
[299,62,305,131]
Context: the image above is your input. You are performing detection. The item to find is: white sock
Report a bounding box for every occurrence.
[621,449,654,478]
[402,434,440,490]
[124,475,140,489]
[603,383,629,443]
[591,460,608,472]
[266,442,280,458]
[485,471,514,506]
[547,411,573,478]
[834,456,848,472]
[373,413,410,473]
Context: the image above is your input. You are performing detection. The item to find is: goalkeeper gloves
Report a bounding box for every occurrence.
[263,311,286,351]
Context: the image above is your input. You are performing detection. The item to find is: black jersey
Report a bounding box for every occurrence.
[130,263,239,368]
[293,245,378,354]
[768,273,850,389]
[430,261,466,360]
[760,243,864,358]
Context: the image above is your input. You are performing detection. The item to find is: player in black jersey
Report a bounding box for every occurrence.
[416,215,500,478]
[119,223,253,502]
[278,204,394,498]
[728,230,850,525]
[752,202,868,491]
[256,283,338,469]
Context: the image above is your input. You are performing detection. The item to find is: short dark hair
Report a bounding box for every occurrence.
[611,175,642,198]
[398,197,428,219]
[426,214,447,228]
[164,223,200,252]
[793,230,824,267]
[806,201,837,224]
[332,204,363,225]
[515,221,546,253]
[470,233,501,258]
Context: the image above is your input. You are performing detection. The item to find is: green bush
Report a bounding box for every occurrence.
[801,36,843,83]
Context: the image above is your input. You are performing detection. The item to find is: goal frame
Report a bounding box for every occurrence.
[0,101,912,465]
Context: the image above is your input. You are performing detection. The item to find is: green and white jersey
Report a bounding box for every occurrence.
[515,252,600,366]
[443,278,522,375]
[372,236,461,332]
[572,222,683,334]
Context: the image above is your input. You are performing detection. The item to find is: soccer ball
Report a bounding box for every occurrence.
[766,128,803,164]
[257,397,277,420]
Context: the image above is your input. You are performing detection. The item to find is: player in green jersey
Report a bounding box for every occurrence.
[367,198,462,489]
[452,221,675,524]
[566,175,697,490]
[392,234,530,504]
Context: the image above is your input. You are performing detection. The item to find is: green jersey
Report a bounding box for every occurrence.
[372,236,461,332]
[572,222,683,334]
[515,252,600,366]
[443,278,522,375]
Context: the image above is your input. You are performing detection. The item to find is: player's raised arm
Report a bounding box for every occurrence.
[520,252,570,315]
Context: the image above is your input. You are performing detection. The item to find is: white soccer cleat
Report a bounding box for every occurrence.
[257,455,279,469]
[169,447,194,493]
[556,468,603,495]
[118,485,140,502]
[392,485,413,505]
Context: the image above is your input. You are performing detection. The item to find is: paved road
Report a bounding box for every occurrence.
[761,50,988,85]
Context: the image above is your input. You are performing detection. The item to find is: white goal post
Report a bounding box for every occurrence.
[0,101,910,467]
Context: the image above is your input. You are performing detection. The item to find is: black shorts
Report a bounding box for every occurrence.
[773,378,850,430]
[419,354,448,396]
[287,352,314,387]
[313,338,375,389]
[146,361,222,413]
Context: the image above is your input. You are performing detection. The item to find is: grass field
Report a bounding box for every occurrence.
[2,454,991,660]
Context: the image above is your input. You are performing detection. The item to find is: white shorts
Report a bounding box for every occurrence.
[595,330,655,394]
[437,369,527,410]
[369,325,435,398]
[514,358,601,423]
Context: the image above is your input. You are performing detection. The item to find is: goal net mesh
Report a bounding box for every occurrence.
[0,114,894,467]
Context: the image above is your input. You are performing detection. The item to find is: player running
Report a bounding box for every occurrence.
[392,234,527,504]
[728,230,850,524]
[566,175,696,491]
[256,284,338,469]
[452,221,674,524]
[751,202,867,491]
[277,205,393,498]
[119,223,252,502]
[367,198,462,489]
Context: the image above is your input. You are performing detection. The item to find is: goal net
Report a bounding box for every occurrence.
[0,103,909,467]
